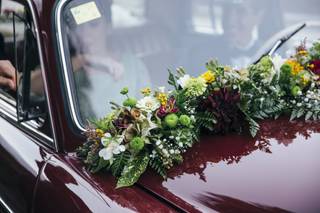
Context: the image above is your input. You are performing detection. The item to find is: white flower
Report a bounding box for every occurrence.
[104,133,112,138]
[177,74,191,88]
[271,54,285,78]
[137,96,160,112]
[101,132,113,146]
[158,86,166,93]
[99,142,125,161]
[141,113,158,137]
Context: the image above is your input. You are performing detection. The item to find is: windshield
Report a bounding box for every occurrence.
[57,0,320,127]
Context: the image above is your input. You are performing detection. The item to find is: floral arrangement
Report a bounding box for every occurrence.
[77,40,320,188]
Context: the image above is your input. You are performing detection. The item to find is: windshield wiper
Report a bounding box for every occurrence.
[254,23,306,64]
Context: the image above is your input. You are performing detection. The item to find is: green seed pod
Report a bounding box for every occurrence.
[164,113,179,128]
[130,137,145,153]
[179,114,191,127]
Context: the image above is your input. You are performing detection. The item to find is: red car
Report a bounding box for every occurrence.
[0,0,320,212]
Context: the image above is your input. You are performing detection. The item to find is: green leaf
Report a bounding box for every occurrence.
[296,108,305,118]
[168,70,178,90]
[91,157,109,173]
[116,152,150,188]
[305,111,313,121]
[110,151,131,177]
[149,157,167,179]
[290,109,297,121]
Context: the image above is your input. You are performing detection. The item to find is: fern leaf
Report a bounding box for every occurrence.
[110,151,131,177]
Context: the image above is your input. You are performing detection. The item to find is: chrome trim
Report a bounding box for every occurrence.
[0,95,54,144]
[0,196,13,213]
[25,0,59,151]
[55,0,86,132]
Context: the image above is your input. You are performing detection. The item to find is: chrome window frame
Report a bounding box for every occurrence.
[0,195,13,213]
[54,0,86,132]
[0,0,57,150]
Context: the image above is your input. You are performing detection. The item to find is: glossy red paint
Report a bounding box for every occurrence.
[0,0,320,212]
[33,154,176,213]
[138,117,320,212]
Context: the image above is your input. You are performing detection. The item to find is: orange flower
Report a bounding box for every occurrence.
[285,60,304,75]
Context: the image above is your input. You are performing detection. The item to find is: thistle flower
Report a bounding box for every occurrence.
[309,59,320,75]
[185,77,207,97]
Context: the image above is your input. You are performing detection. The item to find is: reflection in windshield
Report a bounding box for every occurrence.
[61,0,320,123]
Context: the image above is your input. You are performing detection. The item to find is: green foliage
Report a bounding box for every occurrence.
[149,157,167,179]
[110,151,131,177]
[195,111,217,131]
[91,111,117,132]
[206,59,219,72]
[123,98,137,107]
[116,152,150,188]
[168,69,179,90]
[310,41,320,59]
[91,158,109,173]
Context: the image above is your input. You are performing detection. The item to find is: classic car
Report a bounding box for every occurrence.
[0,0,320,212]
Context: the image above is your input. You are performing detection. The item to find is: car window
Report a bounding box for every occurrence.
[0,0,53,141]
[57,0,320,129]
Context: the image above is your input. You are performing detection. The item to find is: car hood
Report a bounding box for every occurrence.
[137,117,320,212]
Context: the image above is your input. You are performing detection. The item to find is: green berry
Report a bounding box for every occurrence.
[291,85,301,96]
[164,113,179,128]
[280,64,292,75]
[120,87,129,95]
[123,98,137,107]
[179,114,191,127]
[130,137,144,153]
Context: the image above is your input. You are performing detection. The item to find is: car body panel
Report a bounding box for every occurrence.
[138,117,320,212]
[33,154,176,213]
[0,0,320,212]
[0,115,51,212]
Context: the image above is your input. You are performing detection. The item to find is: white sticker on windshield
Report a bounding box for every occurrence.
[70,1,101,25]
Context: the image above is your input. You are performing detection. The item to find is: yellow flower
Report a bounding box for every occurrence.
[308,64,315,69]
[285,60,304,75]
[297,50,308,56]
[301,75,310,86]
[141,87,151,96]
[201,70,216,84]
[96,129,104,138]
[156,93,167,106]
[224,66,233,73]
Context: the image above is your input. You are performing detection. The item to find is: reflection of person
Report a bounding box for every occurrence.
[66,1,151,121]
[189,0,283,71]
[219,0,284,67]
[0,59,44,96]
[0,60,16,91]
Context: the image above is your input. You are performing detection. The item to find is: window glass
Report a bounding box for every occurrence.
[0,1,24,102]
[0,0,52,139]
[60,0,320,127]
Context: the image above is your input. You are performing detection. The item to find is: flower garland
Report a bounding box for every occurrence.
[77,40,320,188]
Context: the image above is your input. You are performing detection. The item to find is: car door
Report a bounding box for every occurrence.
[0,0,55,212]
